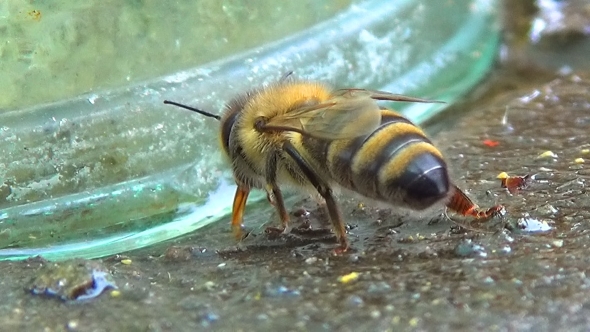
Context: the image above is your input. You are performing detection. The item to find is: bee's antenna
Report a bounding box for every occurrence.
[279,71,294,82]
[163,100,221,121]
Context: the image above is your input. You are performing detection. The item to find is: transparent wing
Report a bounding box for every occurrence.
[332,88,445,104]
[263,89,443,140]
[265,95,382,140]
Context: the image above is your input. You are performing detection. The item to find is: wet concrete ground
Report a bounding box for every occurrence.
[3,2,590,331]
[1,71,590,331]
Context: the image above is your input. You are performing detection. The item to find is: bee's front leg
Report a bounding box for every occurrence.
[264,151,291,235]
[230,183,250,240]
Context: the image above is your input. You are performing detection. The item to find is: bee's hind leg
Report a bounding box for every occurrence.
[282,142,349,252]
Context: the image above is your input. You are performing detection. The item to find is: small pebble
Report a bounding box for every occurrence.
[537,150,557,159]
[482,276,495,284]
[346,295,364,307]
[367,281,391,294]
[164,246,194,261]
[305,257,318,264]
[66,320,79,331]
[454,240,487,258]
[264,284,300,297]
[348,255,360,263]
[200,312,219,327]
[28,261,117,302]
[370,310,381,319]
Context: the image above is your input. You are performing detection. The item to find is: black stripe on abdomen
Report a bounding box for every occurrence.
[326,111,416,191]
[352,132,432,199]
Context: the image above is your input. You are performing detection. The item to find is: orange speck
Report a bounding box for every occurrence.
[482,139,499,147]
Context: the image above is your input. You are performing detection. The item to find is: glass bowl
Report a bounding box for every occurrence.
[0,0,500,260]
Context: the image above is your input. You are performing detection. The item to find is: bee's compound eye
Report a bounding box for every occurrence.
[402,154,450,210]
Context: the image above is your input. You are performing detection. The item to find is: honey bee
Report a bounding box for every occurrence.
[164,76,503,251]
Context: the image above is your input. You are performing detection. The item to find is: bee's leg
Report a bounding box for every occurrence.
[231,184,250,240]
[265,152,291,233]
[265,188,276,206]
[283,142,349,251]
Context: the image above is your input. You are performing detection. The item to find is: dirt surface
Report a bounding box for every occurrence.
[1,72,589,331]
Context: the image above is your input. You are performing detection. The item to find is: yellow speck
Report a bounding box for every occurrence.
[537,151,557,159]
[120,259,132,265]
[338,272,360,284]
[392,316,400,324]
[110,290,121,297]
[409,317,419,327]
[357,202,365,208]
[575,158,585,164]
[28,10,42,21]
[496,172,508,179]
[254,292,261,300]
[581,149,590,154]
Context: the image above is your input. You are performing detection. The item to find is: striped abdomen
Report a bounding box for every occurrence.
[303,109,450,210]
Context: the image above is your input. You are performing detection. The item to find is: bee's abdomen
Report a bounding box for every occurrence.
[327,110,450,209]
[378,146,449,209]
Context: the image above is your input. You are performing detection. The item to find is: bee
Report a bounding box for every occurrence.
[164,76,503,251]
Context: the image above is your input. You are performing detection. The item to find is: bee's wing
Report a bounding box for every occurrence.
[333,88,445,104]
[265,95,382,140]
